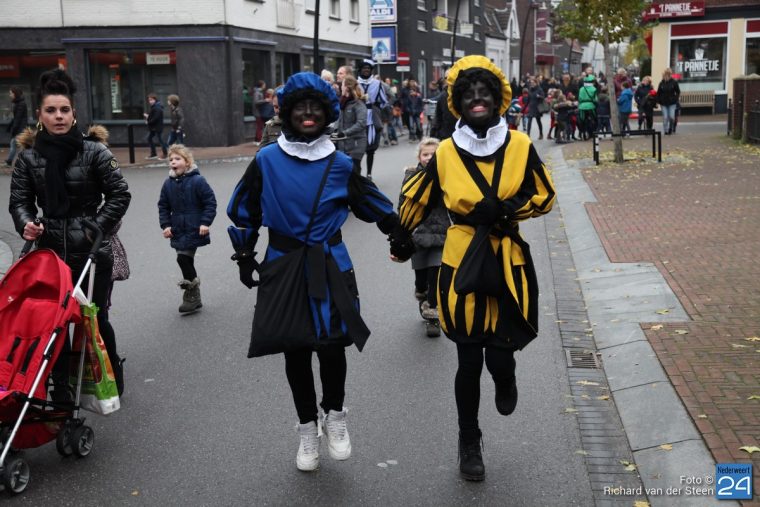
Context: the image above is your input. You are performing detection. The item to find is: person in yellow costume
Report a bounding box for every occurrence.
[391,55,556,481]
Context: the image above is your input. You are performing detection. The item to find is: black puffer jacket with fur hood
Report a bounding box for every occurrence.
[9,125,131,270]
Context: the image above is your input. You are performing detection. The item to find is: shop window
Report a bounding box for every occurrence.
[746,38,760,75]
[0,52,66,121]
[670,37,727,91]
[418,20,428,31]
[88,50,177,121]
[350,0,360,22]
[276,52,300,86]
[243,49,272,119]
[417,0,426,10]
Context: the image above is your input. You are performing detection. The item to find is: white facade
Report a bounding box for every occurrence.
[1,0,370,47]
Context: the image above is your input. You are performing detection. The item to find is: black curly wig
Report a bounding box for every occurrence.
[37,68,77,106]
[279,88,335,136]
[450,67,502,118]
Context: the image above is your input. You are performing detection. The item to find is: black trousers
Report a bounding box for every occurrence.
[54,258,122,389]
[177,251,197,280]
[414,267,439,308]
[284,345,347,424]
[455,343,516,433]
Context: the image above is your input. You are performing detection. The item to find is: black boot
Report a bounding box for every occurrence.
[458,429,485,481]
[495,376,518,415]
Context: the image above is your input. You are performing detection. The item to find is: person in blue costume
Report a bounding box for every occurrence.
[227,72,412,473]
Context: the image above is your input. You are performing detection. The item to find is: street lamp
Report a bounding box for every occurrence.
[518,0,538,79]
[313,0,320,74]
[450,0,463,66]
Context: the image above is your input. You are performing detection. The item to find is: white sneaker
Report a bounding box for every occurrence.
[420,301,439,320]
[322,409,351,460]
[296,421,321,471]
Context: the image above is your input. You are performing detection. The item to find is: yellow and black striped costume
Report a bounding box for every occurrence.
[399,130,555,349]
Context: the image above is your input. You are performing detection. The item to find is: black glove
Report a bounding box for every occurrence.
[388,226,415,262]
[232,252,259,289]
[468,197,504,225]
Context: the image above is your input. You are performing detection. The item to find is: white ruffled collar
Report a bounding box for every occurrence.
[451,117,508,157]
[277,134,336,161]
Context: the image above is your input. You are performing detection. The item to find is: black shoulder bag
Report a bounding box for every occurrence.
[248,153,336,358]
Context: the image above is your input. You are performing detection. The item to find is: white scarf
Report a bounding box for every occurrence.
[451,117,508,157]
[277,134,336,161]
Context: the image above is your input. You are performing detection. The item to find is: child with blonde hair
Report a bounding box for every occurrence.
[398,137,448,336]
[158,144,217,313]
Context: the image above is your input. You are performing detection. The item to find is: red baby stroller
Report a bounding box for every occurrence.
[0,220,104,495]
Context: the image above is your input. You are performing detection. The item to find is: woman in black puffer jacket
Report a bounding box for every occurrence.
[8,69,131,396]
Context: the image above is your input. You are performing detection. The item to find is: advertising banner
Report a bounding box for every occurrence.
[370,0,396,23]
[371,25,397,64]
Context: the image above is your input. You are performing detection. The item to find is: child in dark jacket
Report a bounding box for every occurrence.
[553,93,573,144]
[399,137,447,337]
[639,89,658,130]
[158,144,217,313]
[596,86,612,136]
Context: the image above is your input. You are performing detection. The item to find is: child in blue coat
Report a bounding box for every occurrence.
[158,144,217,313]
[617,82,634,134]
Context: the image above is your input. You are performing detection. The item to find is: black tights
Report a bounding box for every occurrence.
[365,151,375,177]
[455,343,516,433]
[414,266,439,308]
[527,115,543,136]
[285,345,347,424]
[176,252,197,280]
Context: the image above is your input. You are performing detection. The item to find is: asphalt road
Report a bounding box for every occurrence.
[0,133,594,505]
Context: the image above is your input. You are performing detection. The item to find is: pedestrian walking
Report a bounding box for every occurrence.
[5,87,28,167]
[526,79,545,139]
[639,89,658,131]
[227,72,406,473]
[394,55,556,481]
[167,94,185,145]
[144,93,168,159]
[158,144,217,314]
[9,68,131,397]
[398,137,446,338]
[657,68,680,135]
[356,59,388,179]
[596,86,612,136]
[260,90,283,147]
[336,75,368,174]
[634,76,653,130]
[577,75,598,140]
[253,80,267,143]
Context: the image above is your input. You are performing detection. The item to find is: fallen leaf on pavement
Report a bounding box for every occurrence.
[565,408,578,413]
[674,329,689,335]
[745,336,760,342]
[619,459,638,472]
[659,444,673,451]
[634,501,651,507]
[655,309,670,315]
[577,380,600,386]
[747,395,760,400]
[575,450,589,456]
[697,414,708,419]
[132,491,140,496]
[731,343,750,349]
[597,395,610,400]
[650,324,664,330]
[739,446,760,455]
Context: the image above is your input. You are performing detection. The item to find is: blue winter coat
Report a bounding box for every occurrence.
[158,167,217,250]
[617,88,634,114]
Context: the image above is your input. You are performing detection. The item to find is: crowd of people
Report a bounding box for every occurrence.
[503,66,682,142]
[7,55,697,484]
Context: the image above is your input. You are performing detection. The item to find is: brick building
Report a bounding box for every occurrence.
[649,0,760,113]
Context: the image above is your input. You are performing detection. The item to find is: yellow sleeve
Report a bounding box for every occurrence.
[507,144,556,221]
[398,154,442,231]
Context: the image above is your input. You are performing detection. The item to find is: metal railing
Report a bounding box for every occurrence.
[727,98,733,137]
[592,129,662,165]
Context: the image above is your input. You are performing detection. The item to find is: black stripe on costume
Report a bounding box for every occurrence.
[454,283,468,337]
[471,292,486,336]
[438,264,456,334]
[512,265,525,310]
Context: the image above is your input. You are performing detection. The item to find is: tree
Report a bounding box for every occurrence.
[555,0,650,163]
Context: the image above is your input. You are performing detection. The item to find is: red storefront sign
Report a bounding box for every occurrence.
[0,56,20,78]
[644,2,705,21]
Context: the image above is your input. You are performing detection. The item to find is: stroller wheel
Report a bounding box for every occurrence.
[2,456,30,495]
[71,426,94,458]
[56,424,73,457]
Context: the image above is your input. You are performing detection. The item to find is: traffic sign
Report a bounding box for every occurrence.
[398,52,410,65]
[396,65,411,72]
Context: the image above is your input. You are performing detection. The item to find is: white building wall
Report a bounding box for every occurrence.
[2,0,369,47]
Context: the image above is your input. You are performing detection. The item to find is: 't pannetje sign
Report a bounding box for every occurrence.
[644,1,705,21]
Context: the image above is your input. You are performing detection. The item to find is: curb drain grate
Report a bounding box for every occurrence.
[565,349,601,369]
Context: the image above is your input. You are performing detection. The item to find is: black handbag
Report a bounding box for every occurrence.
[248,153,336,358]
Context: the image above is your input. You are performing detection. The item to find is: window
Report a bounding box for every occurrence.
[474,32,480,41]
[350,0,359,22]
[474,0,480,5]
[418,19,427,31]
[88,49,177,120]
[417,0,426,9]
[277,0,297,27]
[243,49,272,119]
[330,0,340,18]
[474,15,480,25]
[670,37,727,91]
[747,38,760,75]
[0,52,65,121]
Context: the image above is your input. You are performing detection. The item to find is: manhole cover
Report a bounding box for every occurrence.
[565,349,601,369]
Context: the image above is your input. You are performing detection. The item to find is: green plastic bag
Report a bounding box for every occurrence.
[70,303,120,415]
